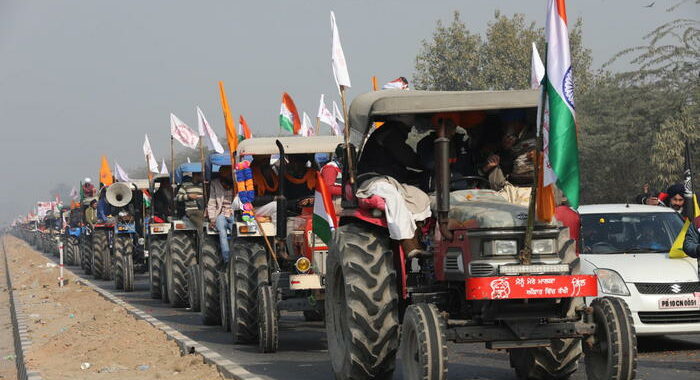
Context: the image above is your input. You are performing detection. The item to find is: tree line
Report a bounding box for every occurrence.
[414,7,699,204]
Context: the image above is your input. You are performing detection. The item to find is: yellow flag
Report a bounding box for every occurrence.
[669,219,691,258]
[668,194,699,258]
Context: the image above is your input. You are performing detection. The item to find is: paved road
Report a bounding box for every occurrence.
[36,249,700,380]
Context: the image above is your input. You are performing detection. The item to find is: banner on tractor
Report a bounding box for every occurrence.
[466,275,597,300]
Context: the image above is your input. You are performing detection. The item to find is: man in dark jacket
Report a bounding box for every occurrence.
[683,216,700,258]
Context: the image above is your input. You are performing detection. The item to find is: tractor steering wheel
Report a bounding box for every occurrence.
[449,175,491,190]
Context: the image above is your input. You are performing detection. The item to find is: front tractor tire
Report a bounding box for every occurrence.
[257,284,278,353]
[229,240,269,344]
[584,297,637,380]
[325,223,400,380]
[400,303,448,380]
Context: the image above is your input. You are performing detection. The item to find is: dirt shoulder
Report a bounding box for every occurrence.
[2,235,223,380]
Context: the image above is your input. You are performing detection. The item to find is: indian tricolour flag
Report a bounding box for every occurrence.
[545,0,580,209]
[312,172,337,245]
[279,92,301,134]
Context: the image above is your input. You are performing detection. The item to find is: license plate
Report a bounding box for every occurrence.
[658,295,700,309]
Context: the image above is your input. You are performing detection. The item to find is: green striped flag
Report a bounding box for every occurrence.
[545,0,580,209]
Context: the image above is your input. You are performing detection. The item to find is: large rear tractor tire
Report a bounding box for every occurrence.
[583,297,637,380]
[257,284,278,353]
[200,235,221,325]
[73,238,82,268]
[400,303,448,380]
[325,223,399,380]
[229,240,269,344]
[64,239,74,266]
[149,238,166,299]
[81,235,92,275]
[509,338,582,380]
[92,229,109,280]
[219,274,231,331]
[167,232,196,307]
[187,265,201,312]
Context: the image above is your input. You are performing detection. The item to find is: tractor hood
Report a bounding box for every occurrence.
[434,190,551,229]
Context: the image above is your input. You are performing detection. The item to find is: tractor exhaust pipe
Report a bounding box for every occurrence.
[435,120,452,240]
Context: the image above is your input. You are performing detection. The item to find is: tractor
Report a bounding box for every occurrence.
[324,90,637,380]
[147,175,171,300]
[222,136,342,353]
[160,163,205,308]
[104,180,148,291]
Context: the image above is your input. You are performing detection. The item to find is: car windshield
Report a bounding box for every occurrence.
[580,212,684,254]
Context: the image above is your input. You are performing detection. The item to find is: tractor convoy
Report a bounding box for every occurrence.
[12,89,638,380]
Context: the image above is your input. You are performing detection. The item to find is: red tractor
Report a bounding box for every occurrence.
[325,90,636,380]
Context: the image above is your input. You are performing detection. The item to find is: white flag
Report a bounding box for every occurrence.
[332,101,344,136]
[196,106,224,153]
[160,159,169,176]
[143,134,160,174]
[531,42,545,89]
[114,162,131,182]
[330,11,351,92]
[301,112,315,137]
[69,186,79,201]
[187,157,191,163]
[317,94,337,133]
[170,113,199,150]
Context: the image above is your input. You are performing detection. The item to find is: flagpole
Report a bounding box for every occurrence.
[199,138,208,203]
[521,70,548,267]
[316,117,321,135]
[339,85,355,184]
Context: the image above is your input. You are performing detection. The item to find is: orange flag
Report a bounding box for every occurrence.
[99,155,113,186]
[536,155,555,222]
[239,115,253,140]
[218,81,238,154]
[371,76,378,91]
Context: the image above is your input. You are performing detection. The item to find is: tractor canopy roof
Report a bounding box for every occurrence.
[235,136,343,159]
[174,162,202,184]
[205,152,231,180]
[348,89,539,143]
[121,179,150,190]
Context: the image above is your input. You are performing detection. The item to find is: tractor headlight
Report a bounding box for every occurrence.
[594,268,629,296]
[532,239,557,255]
[484,240,518,256]
[295,257,311,273]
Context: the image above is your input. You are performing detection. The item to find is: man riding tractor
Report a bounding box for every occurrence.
[105,180,148,292]
[160,163,205,308]
[221,136,342,353]
[324,90,637,380]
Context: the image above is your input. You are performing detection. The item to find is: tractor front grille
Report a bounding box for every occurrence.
[469,263,495,277]
[638,310,700,324]
[634,282,700,295]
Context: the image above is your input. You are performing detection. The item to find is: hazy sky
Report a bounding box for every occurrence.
[1,0,697,223]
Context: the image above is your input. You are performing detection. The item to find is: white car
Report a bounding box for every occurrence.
[579,204,700,336]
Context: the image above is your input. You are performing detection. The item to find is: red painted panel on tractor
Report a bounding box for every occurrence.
[466,275,597,300]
